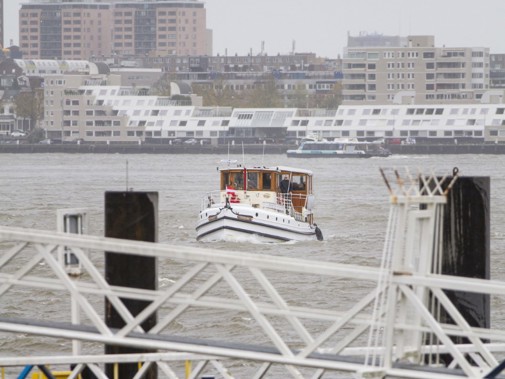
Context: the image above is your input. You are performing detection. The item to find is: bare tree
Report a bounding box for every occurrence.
[192,79,239,107]
[244,75,283,108]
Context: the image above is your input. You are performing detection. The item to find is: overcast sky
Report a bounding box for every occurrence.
[5,0,505,57]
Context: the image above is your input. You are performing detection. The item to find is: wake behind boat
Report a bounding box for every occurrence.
[196,164,323,242]
[287,138,392,158]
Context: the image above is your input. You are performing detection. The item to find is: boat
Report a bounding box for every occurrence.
[196,164,323,242]
[286,138,392,158]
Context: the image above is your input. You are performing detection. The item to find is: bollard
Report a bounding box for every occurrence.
[104,191,158,379]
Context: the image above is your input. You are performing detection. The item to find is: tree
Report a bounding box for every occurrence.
[27,127,45,143]
[171,94,192,105]
[192,79,239,107]
[244,75,283,108]
[14,89,44,130]
[289,86,311,108]
[149,73,176,96]
[317,82,343,110]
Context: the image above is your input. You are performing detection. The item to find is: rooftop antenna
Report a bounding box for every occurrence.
[218,143,237,168]
[261,41,265,55]
[125,159,129,191]
[262,140,266,166]
[292,40,296,55]
[242,142,245,168]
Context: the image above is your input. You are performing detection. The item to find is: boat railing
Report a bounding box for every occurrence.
[263,199,288,214]
[202,191,309,222]
[201,190,222,209]
[264,192,307,221]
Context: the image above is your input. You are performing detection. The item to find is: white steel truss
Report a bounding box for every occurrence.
[1,168,505,378]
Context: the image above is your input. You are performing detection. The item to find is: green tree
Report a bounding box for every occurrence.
[171,94,192,105]
[27,127,46,143]
[14,89,44,130]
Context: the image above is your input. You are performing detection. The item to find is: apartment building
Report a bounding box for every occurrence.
[113,0,209,57]
[342,34,489,105]
[43,74,129,142]
[490,54,505,88]
[19,0,210,60]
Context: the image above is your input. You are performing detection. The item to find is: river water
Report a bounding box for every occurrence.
[1,153,505,377]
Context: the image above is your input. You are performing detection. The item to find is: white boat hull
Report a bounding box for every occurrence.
[196,204,320,242]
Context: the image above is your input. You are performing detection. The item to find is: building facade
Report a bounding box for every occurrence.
[342,34,490,105]
[19,0,210,60]
[112,0,209,57]
[490,54,505,88]
[41,71,505,145]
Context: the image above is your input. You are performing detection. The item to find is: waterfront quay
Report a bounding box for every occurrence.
[2,142,505,154]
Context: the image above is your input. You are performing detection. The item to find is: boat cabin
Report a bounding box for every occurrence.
[219,167,313,213]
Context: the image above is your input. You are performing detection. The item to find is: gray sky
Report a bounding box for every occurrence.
[6,0,505,57]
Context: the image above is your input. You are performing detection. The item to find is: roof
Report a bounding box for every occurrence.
[219,165,313,176]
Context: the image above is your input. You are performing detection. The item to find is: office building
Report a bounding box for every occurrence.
[19,0,210,60]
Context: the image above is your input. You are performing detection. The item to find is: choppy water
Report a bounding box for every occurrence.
[1,153,505,377]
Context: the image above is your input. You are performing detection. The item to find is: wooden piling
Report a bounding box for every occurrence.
[104,191,158,379]
[438,176,490,355]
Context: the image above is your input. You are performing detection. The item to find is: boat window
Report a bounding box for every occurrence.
[232,173,244,190]
[291,175,307,191]
[222,173,230,189]
[247,172,258,190]
[262,173,272,190]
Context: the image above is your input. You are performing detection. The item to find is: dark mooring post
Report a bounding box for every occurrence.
[104,191,158,379]
[441,175,490,343]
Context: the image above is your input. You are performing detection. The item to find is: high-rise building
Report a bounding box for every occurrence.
[19,0,211,60]
[342,34,490,104]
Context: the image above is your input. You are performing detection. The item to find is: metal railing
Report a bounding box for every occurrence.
[3,169,505,378]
